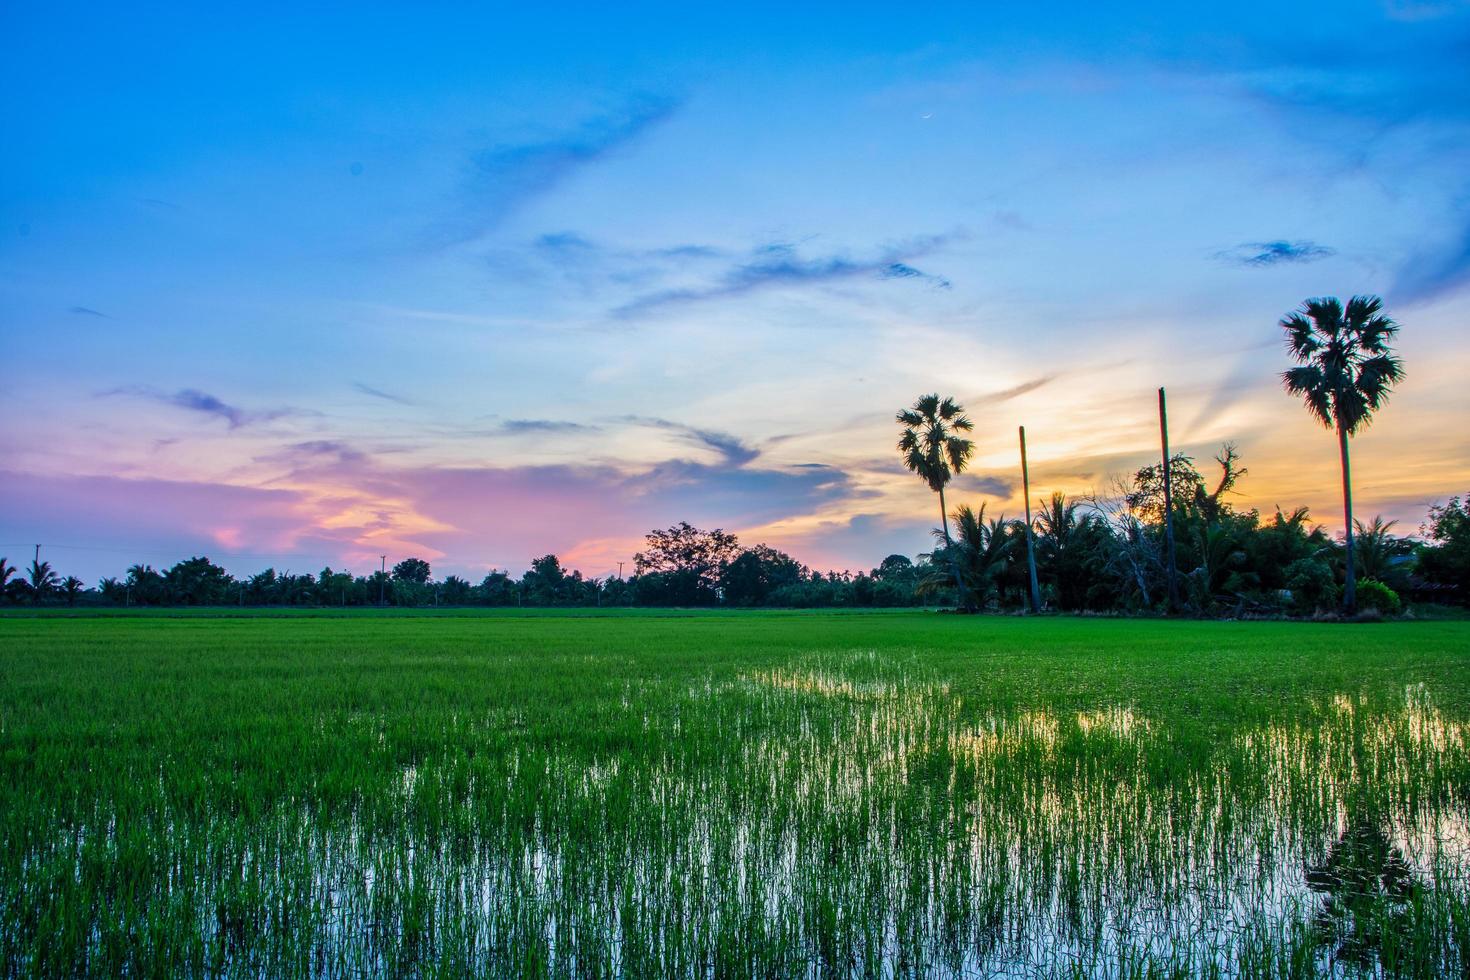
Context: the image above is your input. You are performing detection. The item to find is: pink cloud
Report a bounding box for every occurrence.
[0,448,872,582]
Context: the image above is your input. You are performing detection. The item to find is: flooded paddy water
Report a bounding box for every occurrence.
[1,613,1467,976]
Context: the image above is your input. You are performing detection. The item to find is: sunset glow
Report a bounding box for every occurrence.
[3,3,1467,581]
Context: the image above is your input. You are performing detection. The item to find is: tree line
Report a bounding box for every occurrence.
[3,295,1466,615]
[0,536,927,610]
[3,481,1466,614]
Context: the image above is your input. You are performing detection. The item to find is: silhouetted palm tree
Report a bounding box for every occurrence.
[1032,491,1112,610]
[897,394,975,603]
[61,576,84,606]
[0,558,14,593]
[28,559,58,603]
[1281,295,1404,614]
[918,504,1015,608]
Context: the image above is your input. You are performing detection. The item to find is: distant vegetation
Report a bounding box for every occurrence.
[5,479,1467,615]
[4,295,1464,616]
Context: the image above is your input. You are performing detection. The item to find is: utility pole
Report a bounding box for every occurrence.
[34,544,40,567]
[617,561,624,580]
[1019,426,1042,614]
[1159,388,1180,613]
[379,555,387,607]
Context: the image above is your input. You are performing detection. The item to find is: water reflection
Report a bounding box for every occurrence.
[1307,818,1421,969]
[9,653,1470,976]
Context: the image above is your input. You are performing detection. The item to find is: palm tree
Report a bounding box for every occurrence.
[897,394,975,604]
[61,576,85,606]
[918,504,1015,608]
[28,559,59,603]
[1281,296,1404,614]
[0,558,14,593]
[1353,516,1413,589]
[1033,492,1078,609]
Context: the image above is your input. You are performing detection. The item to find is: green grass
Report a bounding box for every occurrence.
[3,610,1468,977]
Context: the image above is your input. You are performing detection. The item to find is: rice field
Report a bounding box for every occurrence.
[2,610,1468,977]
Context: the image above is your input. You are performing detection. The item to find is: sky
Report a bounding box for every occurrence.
[2,1,1469,583]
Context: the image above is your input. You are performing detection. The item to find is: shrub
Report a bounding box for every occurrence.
[1284,558,1338,614]
[1355,578,1402,616]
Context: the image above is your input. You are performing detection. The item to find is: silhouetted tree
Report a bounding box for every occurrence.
[98,577,125,604]
[1084,479,1162,609]
[1419,494,1470,603]
[163,557,234,605]
[440,575,472,605]
[477,570,517,606]
[634,522,741,604]
[897,394,975,605]
[61,576,84,606]
[1033,493,1109,610]
[523,554,568,604]
[720,544,804,606]
[392,558,432,584]
[316,567,355,605]
[920,504,1014,609]
[1282,295,1404,614]
[1126,454,1204,524]
[27,559,58,603]
[127,564,167,605]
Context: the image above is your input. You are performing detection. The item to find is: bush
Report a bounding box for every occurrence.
[1284,558,1338,614]
[1354,579,1402,616]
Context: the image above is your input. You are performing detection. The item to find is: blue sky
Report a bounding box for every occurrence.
[3,1,1468,581]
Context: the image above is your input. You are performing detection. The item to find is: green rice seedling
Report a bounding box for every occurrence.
[1,609,1467,976]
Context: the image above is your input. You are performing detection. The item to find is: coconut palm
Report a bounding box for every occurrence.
[1353,516,1414,590]
[28,559,59,603]
[61,576,85,606]
[0,557,14,592]
[1281,296,1404,614]
[897,394,975,603]
[1033,491,1115,610]
[918,504,1015,608]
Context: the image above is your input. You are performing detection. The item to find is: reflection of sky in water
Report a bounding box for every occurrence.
[37,657,1470,975]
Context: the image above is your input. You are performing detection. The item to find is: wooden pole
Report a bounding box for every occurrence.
[1019,426,1042,614]
[1159,387,1180,612]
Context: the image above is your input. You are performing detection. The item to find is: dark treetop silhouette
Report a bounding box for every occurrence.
[896,394,975,608]
[1281,295,1404,615]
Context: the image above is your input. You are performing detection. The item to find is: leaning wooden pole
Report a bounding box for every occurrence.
[1019,425,1042,614]
[1158,387,1180,612]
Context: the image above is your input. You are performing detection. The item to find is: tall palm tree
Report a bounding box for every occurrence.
[897,394,975,603]
[1281,296,1404,614]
